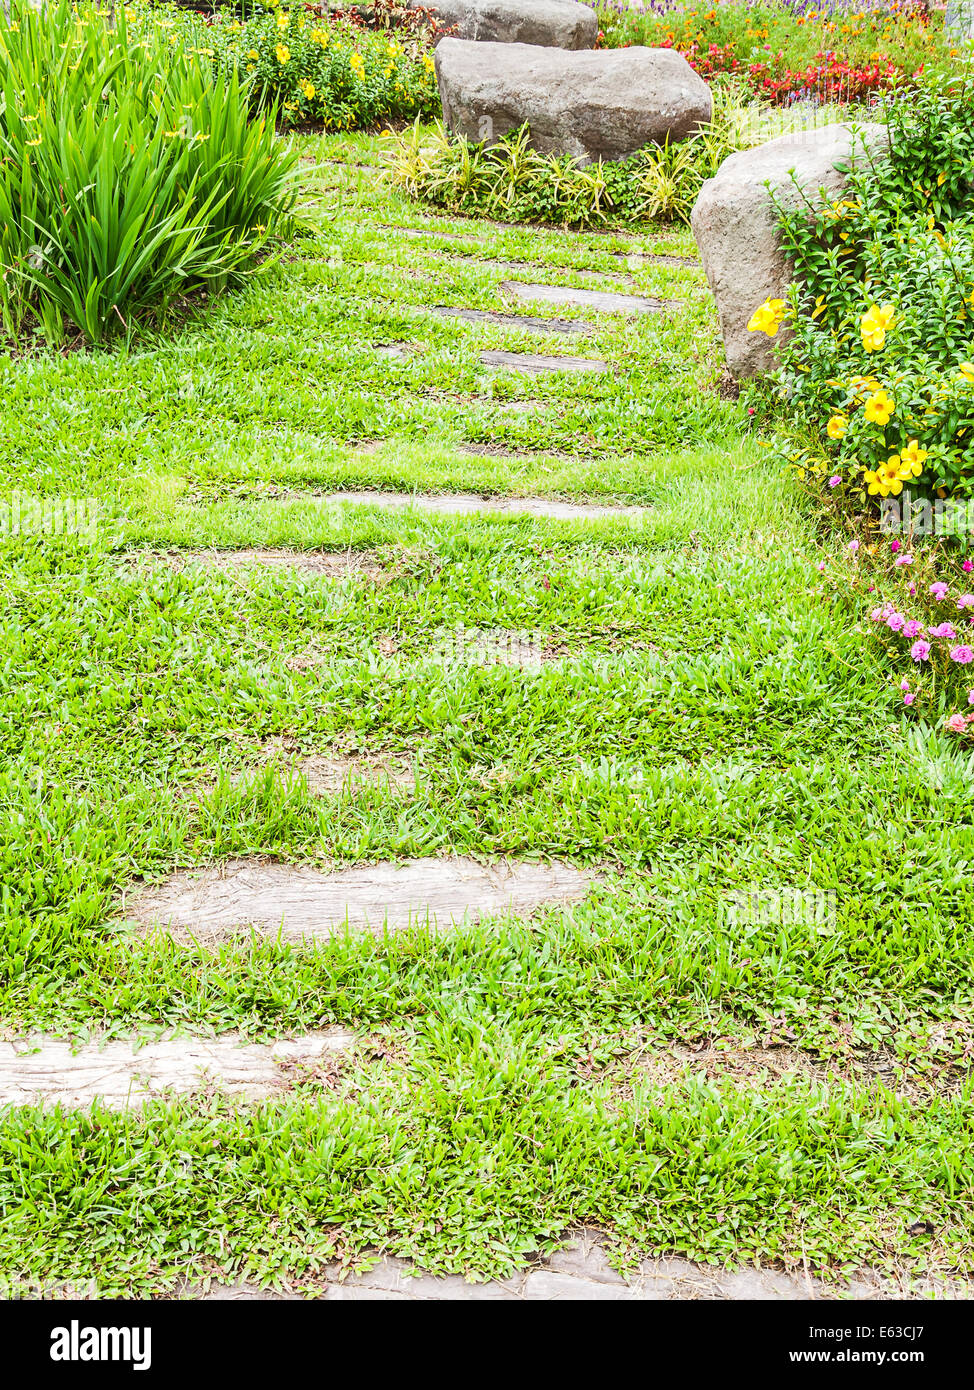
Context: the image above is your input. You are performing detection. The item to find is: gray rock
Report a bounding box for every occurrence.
[436,40,712,164]
[419,0,597,49]
[690,122,889,378]
[945,0,974,41]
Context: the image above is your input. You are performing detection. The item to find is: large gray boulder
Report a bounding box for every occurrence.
[417,0,597,48]
[436,41,712,164]
[690,122,889,378]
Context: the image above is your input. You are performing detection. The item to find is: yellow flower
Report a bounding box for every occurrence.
[860,302,895,353]
[826,415,847,440]
[277,10,289,28]
[863,460,903,497]
[275,43,289,63]
[863,388,895,426]
[248,48,259,60]
[746,298,787,337]
[896,439,927,477]
[958,362,974,384]
[301,79,315,98]
[311,27,329,46]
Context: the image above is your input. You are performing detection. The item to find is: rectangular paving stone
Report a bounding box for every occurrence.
[479,349,607,375]
[502,280,679,315]
[429,305,591,335]
[0,1032,355,1109]
[318,490,647,522]
[130,856,599,943]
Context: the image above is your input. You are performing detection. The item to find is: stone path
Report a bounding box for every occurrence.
[428,305,592,335]
[129,857,600,942]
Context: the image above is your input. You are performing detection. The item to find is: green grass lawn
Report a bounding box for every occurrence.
[2,128,973,1296]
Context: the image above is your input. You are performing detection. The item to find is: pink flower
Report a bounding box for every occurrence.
[903,692,915,706]
[910,640,931,661]
[964,560,973,573]
[902,620,924,639]
[930,581,949,600]
[870,606,887,621]
[958,595,974,609]
[848,539,860,552]
[951,645,974,664]
[886,612,906,632]
[828,475,841,487]
[816,561,825,572]
[930,623,957,639]
[891,540,901,553]
[894,554,914,567]
[968,689,974,705]
[947,713,968,733]
[908,584,916,596]
[900,678,910,692]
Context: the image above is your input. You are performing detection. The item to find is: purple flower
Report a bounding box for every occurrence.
[951,646,974,664]
[886,612,906,632]
[968,689,974,706]
[930,623,957,639]
[903,692,915,706]
[890,539,901,553]
[848,539,860,553]
[958,594,974,610]
[900,678,910,692]
[828,475,841,487]
[964,560,973,573]
[930,582,949,601]
[910,640,931,662]
[894,554,914,567]
[902,620,924,639]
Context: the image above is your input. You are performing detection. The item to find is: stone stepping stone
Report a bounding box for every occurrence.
[239,741,417,796]
[316,490,646,521]
[145,549,386,581]
[502,281,678,315]
[479,349,607,375]
[429,305,591,336]
[0,1031,355,1109]
[129,857,598,943]
[612,251,698,270]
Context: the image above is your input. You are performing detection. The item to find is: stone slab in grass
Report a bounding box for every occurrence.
[0,1031,355,1109]
[502,280,678,315]
[429,305,592,335]
[241,738,417,796]
[479,349,607,375]
[612,251,698,270]
[130,857,599,943]
[146,548,386,582]
[319,489,647,522]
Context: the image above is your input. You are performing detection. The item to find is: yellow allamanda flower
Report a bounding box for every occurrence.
[863,388,895,426]
[893,439,928,479]
[275,43,289,63]
[277,10,289,29]
[301,79,315,98]
[746,298,787,337]
[861,303,895,353]
[863,460,904,498]
[826,415,847,440]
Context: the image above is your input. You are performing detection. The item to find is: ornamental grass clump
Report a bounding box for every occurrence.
[0,0,298,345]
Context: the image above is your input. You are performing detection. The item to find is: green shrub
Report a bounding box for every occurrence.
[381,92,753,229]
[0,0,298,345]
[756,82,974,503]
[139,1,441,131]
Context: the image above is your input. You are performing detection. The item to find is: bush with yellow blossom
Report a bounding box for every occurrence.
[134,2,440,130]
[750,82,974,510]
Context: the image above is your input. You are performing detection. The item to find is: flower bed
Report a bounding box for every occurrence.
[138,0,441,130]
[596,0,957,104]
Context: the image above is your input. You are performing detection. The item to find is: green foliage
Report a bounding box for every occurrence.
[0,0,297,345]
[139,0,441,131]
[382,95,746,229]
[767,82,974,501]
